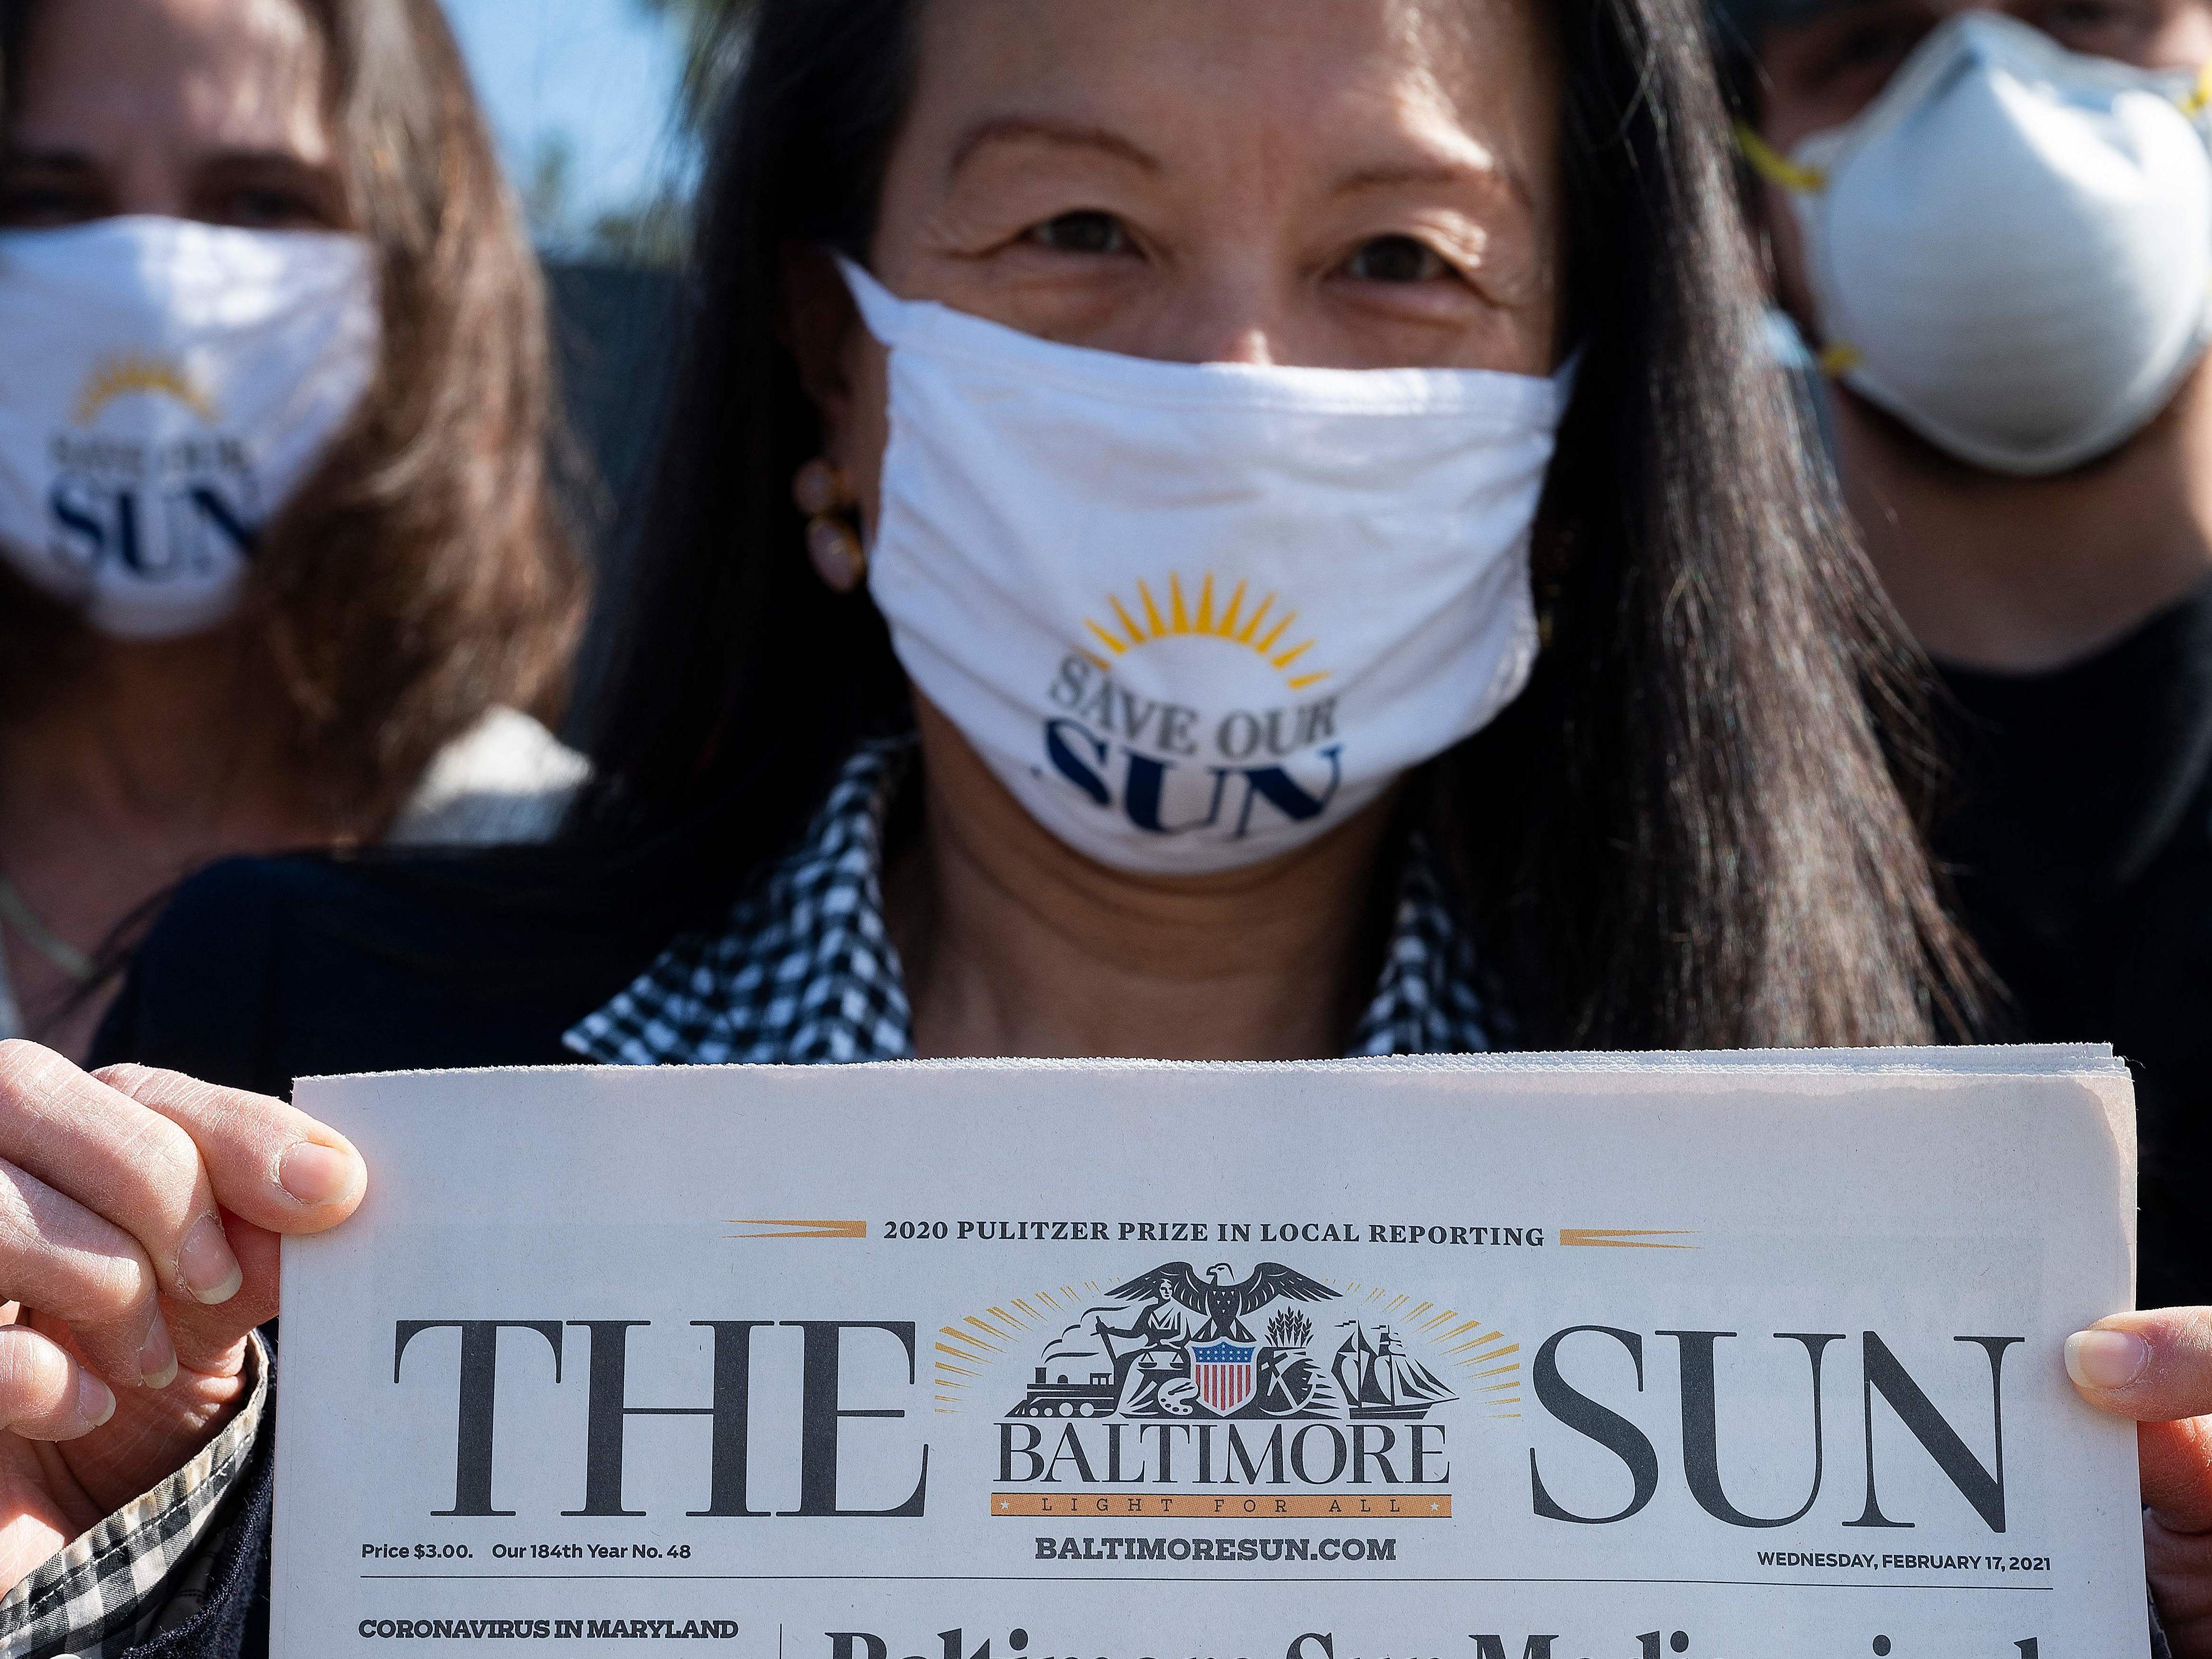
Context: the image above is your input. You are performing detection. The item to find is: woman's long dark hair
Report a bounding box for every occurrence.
[573,0,1978,1049]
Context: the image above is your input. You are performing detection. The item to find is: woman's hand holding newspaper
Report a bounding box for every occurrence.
[0,1044,365,1596]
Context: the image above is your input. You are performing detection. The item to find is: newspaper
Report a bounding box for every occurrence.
[278,1048,2146,1657]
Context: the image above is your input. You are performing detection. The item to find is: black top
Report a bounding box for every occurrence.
[93,847,694,1094]
[1934,573,2212,1311]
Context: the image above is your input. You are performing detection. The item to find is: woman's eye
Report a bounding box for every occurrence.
[2038,0,2141,45]
[1823,19,1923,77]
[1342,235,1450,284]
[220,188,327,229]
[1026,210,1132,256]
[0,182,104,227]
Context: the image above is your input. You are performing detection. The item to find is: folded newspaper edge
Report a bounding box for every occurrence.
[298,1040,2126,1086]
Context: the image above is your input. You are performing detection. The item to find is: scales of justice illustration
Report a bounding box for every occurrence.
[1004,1261,1459,1423]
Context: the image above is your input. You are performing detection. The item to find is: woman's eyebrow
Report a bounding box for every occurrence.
[949,116,1163,176]
[197,147,333,172]
[3,148,324,175]
[1,148,97,173]
[1334,151,1534,212]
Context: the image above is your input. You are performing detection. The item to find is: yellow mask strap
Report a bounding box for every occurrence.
[1733,122,1828,192]
[2181,57,2212,117]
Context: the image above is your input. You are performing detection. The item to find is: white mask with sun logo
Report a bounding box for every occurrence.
[0,216,379,639]
[843,259,1572,876]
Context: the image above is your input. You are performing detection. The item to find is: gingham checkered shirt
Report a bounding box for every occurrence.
[7,740,1498,1659]
[0,1335,267,1658]
[567,736,1502,1065]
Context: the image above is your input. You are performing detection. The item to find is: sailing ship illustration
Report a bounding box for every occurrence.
[1332,1322,1457,1419]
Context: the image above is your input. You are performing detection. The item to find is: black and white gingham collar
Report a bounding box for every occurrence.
[569,741,914,1065]
[1,1335,268,1658]
[566,739,1500,1065]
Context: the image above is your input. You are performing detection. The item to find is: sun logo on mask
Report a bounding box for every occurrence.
[1081,572,1330,691]
[73,355,219,425]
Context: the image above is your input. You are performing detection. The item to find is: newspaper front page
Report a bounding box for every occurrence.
[277,1049,2145,1657]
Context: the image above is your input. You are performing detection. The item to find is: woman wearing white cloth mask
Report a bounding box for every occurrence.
[9,0,2192,1653]
[0,0,586,1059]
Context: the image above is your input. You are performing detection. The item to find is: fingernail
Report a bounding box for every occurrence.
[138,1320,177,1390]
[2066,1328,2150,1390]
[177,1214,242,1305]
[279,1141,359,1206]
[77,1370,116,1429]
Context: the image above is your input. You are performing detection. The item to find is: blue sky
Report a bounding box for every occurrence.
[441,0,693,234]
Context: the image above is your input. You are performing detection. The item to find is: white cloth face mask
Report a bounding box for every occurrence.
[1754,12,2212,475]
[841,259,1573,877]
[0,216,380,638]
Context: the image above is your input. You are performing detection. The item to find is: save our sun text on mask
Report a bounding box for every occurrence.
[1043,653,1345,840]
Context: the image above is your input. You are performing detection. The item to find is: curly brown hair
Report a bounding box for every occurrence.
[0,0,587,828]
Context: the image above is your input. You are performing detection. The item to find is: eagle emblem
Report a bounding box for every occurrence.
[1004,1258,1459,1423]
[1102,1260,1337,1342]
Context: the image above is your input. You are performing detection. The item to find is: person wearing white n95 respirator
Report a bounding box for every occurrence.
[1743,9,2212,475]
[0,0,587,1062]
[1719,0,2212,1417]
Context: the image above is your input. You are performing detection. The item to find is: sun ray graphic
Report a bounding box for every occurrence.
[1323,1278,1522,1417]
[1078,570,1330,690]
[933,1287,1068,1413]
[73,356,217,425]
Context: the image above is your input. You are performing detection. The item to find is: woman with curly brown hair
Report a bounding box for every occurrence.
[0,0,587,1057]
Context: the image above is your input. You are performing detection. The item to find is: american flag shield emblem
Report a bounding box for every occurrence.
[1191,1341,1258,1417]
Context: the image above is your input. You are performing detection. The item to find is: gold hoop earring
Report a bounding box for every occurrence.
[793,458,866,594]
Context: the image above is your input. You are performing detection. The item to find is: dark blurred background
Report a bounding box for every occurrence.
[444,0,745,722]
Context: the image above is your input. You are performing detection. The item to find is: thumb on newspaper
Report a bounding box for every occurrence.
[2069,1308,2212,1654]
